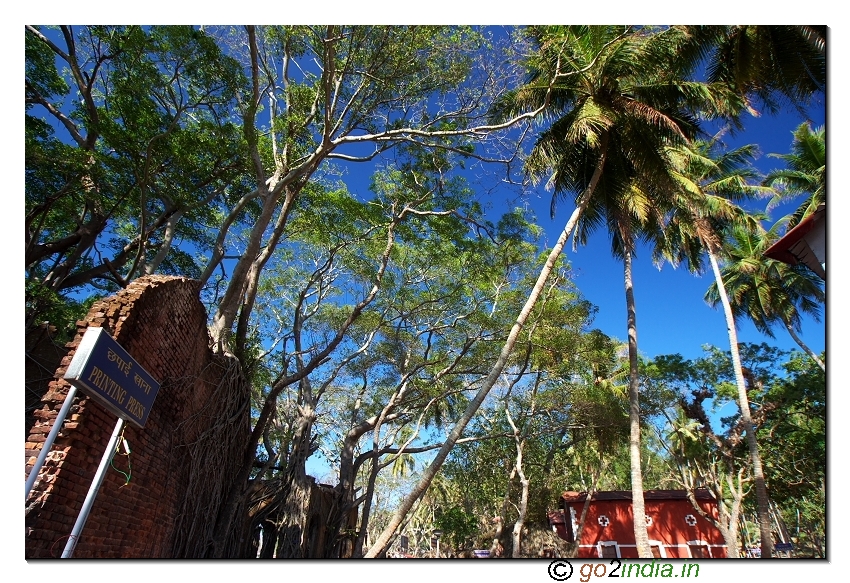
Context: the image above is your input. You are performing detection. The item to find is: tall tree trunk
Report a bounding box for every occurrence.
[623,249,652,558]
[208,185,281,349]
[490,467,515,557]
[353,451,383,557]
[507,371,538,559]
[569,458,603,558]
[708,249,773,558]
[324,424,368,558]
[511,464,530,558]
[784,320,825,372]
[274,407,317,558]
[363,137,608,557]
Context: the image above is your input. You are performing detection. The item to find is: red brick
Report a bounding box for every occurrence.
[26,276,250,558]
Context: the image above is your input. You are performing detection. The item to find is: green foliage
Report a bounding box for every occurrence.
[26,25,249,295]
[25,27,68,98]
[758,351,824,505]
[24,25,827,558]
[764,122,825,230]
[705,223,824,339]
[673,26,825,114]
[25,281,103,342]
[440,323,632,542]
[434,505,478,551]
[644,344,825,554]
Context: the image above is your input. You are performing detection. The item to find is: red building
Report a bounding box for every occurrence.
[548,489,728,559]
[763,203,825,280]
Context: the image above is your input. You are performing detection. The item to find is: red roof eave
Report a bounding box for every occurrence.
[763,204,825,266]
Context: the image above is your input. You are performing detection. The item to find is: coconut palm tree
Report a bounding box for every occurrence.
[494,25,741,558]
[706,224,825,371]
[763,122,825,231]
[673,26,825,115]
[657,137,784,557]
[364,26,742,558]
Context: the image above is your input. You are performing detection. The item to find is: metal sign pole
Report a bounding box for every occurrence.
[25,385,79,502]
[61,417,125,559]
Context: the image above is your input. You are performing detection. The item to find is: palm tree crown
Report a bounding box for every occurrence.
[705,223,825,370]
[508,26,741,238]
[763,122,825,231]
[655,137,770,272]
[673,25,825,115]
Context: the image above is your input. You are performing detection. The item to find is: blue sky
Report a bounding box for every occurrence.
[305,94,827,477]
[22,19,827,488]
[478,49,828,367]
[18,23,827,368]
[530,102,827,364]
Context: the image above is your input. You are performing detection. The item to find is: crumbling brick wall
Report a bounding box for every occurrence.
[25,324,70,438]
[25,275,250,558]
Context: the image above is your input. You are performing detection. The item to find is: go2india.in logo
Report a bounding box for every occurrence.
[548,559,701,581]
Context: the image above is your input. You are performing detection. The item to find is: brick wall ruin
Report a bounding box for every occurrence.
[25,275,251,558]
[26,324,70,438]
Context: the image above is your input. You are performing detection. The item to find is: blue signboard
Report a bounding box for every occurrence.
[775,542,794,552]
[64,327,160,429]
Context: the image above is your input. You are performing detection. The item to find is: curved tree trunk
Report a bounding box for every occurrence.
[569,457,603,558]
[512,470,530,558]
[324,422,370,558]
[273,406,317,559]
[489,485,511,558]
[623,249,652,558]
[145,209,183,275]
[708,249,773,558]
[506,370,539,559]
[719,470,744,559]
[784,320,826,372]
[363,137,608,557]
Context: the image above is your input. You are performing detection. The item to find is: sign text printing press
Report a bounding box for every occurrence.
[64,327,160,428]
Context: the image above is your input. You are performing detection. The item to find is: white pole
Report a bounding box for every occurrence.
[62,417,125,558]
[26,385,79,502]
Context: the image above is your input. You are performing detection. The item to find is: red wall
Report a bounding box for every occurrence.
[563,497,727,559]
